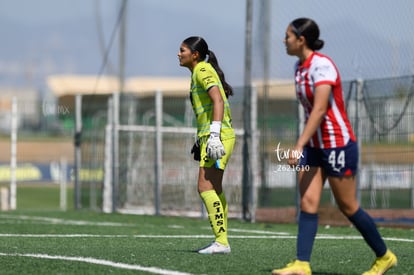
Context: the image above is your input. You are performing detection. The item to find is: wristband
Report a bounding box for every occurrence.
[210,121,221,134]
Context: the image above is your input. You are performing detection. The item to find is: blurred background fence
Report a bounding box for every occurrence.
[69,75,414,219]
[1,75,413,219]
[1,1,414,223]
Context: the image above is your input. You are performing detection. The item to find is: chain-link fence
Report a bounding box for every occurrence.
[258,76,414,211]
[74,75,414,218]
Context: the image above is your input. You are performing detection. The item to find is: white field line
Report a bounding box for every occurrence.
[0,214,291,235]
[0,252,197,275]
[0,214,134,227]
[0,233,413,243]
[0,234,412,274]
[229,228,290,235]
[0,214,413,243]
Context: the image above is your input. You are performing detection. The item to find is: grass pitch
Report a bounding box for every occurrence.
[0,210,413,275]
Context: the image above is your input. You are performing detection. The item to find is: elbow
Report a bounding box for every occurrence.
[315,104,328,115]
[314,107,327,122]
[215,97,224,108]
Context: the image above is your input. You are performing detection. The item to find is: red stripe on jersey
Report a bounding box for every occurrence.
[295,52,356,149]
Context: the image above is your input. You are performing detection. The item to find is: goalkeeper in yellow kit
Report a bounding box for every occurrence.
[178,36,236,254]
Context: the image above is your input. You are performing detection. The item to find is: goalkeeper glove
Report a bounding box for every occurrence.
[206,121,225,160]
[191,139,201,161]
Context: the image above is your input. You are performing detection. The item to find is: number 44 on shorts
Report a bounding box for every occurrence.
[328,150,345,172]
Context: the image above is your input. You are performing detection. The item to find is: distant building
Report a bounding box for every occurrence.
[46,74,296,130]
[47,74,295,100]
[0,87,40,134]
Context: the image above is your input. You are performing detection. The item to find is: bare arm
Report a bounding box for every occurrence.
[208,85,224,122]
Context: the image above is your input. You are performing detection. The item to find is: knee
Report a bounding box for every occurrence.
[337,201,359,217]
[198,185,208,194]
[198,178,213,194]
[300,195,319,213]
[198,182,219,194]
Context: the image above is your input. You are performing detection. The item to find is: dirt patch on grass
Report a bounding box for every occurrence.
[0,140,74,163]
[361,144,414,164]
[2,139,412,164]
[256,207,414,228]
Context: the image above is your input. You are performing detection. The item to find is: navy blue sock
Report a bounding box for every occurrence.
[297,211,318,262]
[348,207,387,257]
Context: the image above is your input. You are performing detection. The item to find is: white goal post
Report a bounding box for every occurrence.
[10,96,18,210]
[102,90,255,218]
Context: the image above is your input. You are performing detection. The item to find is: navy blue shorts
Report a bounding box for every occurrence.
[299,140,358,177]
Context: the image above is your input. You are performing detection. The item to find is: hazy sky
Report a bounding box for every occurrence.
[0,0,413,88]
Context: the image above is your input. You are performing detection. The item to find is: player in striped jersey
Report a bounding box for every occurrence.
[272,18,397,275]
[178,36,235,254]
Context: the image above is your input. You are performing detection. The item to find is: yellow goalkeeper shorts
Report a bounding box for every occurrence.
[199,137,235,170]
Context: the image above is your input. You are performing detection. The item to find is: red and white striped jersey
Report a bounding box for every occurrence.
[294,52,356,148]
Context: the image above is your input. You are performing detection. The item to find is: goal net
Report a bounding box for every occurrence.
[105,91,246,218]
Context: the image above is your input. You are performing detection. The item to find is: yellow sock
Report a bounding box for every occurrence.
[200,190,228,246]
[218,192,228,217]
[218,192,228,236]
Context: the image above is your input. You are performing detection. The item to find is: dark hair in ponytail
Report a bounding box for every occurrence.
[290,18,324,51]
[182,36,233,97]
